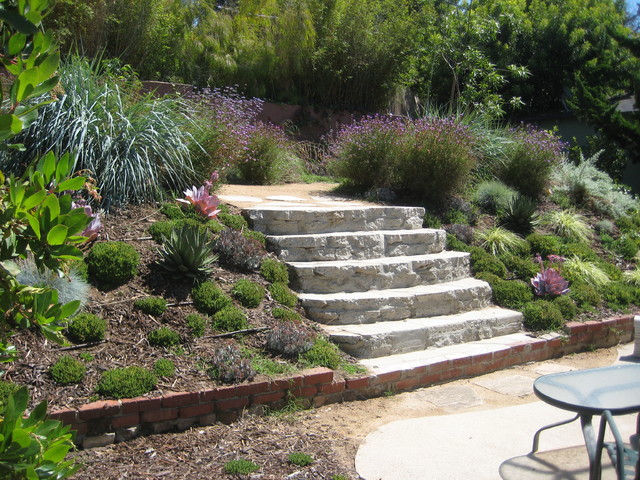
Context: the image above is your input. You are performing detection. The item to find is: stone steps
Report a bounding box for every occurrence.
[323,307,523,358]
[288,251,470,294]
[298,278,493,325]
[266,228,446,262]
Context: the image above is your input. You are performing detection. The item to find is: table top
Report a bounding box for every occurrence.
[533,363,640,415]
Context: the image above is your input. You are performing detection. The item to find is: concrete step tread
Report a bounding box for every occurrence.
[267,228,444,241]
[287,251,468,269]
[359,332,549,375]
[323,307,521,336]
[298,277,488,301]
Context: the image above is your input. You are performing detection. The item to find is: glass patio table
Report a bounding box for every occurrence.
[532,364,640,480]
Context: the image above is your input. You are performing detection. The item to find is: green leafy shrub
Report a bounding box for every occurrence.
[269,282,298,307]
[67,313,107,343]
[192,281,233,315]
[446,233,471,252]
[497,195,540,235]
[569,284,602,310]
[159,203,185,220]
[558,242,599,262]
[209,342,255,384]
[213,307,249,332]
[134,296,168,316]
[470,248,507,278]
[231,279,265,308]
[157,224,217,280]
[491,279,534,309]
[86,241,140,287]
[260,258,290,284]
[149,220,176,244]
[147,327,181,347]
[0,387,79,478]
[186,313,207,337]
[623,268,640,287]
[271,307,302,322]
[288,452,314,466]
[0,381,19,411]
[613,235,640,260]
[243,230,266,246]
[299,337,341,370]
[217,212,249,231]
[154,358,176,377]
[602,282,639,311]
[521,301,564,331]
[474,180,517,214]
[499,254,539,280]
[544,210,592,243]
[597,261,622,282]
[553,295,578,320]
[206,219,227,234]
[562,258,611,288]
[616,214,640,234]
[476,227,528,256]
[96,366,157,399]
[423,212,442,229]
[224,459,259,475]
[213,228,267,271]
[266,322,314,357]
[474,272,502,285]
[526,233,562,257]
[50,355,86,385]
[494,125,563,199]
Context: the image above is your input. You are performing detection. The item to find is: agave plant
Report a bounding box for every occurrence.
[157,225,218,280]
[498,194,540,235]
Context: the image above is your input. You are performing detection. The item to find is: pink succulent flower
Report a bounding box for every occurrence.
[72,201,102,241]
[177,185,221,219]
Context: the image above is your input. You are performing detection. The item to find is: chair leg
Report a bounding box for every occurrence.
[531,414,580,454]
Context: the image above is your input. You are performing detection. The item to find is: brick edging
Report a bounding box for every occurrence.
[49,315,635,448]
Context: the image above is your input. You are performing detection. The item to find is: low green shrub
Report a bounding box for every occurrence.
[134,296,168,316]
[521,301,564,331]
[474,180,517,214]
[67,313,107,343]
[217,212,248,231]
[474,272,502,285]
[231,279,265,308]
[271,307,302,322]
[602,281,639,311]
[499,254,539,280]
[552,295,578,320]
[526,233,562,257]
[243,230,266,246]
[446,233,471,252]
[96,366,157,398]
[186,313,207,337]
[613,235,640,260]
[558,242,598,262]
[209,342,255,384]
[206,219,226,234]
[616,213,640,234]
[470,248,507,278]
[0,380,20,411]
[423,212,442,229]
[288,452,314,466]
[192,281,233,315]
[50,355,86,385]
[224,459,259,475]
[491,279,534,309]
[86,241,140,287]
[569,284,602,310]
[159,203,185,220]
[597,261,622,281]
[266,322,314,357]
[213,307,249,332]
[154,358,176,377]
[299,337,341,370]
[269,282,298,307]
[260,258,289,284]
[149,220,176,244]
[147,327,181,347]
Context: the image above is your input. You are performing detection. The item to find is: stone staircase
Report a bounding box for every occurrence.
[245,205,523,370]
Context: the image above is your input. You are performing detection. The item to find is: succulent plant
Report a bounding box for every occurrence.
[531,266,570,297]
[158,225,218,279]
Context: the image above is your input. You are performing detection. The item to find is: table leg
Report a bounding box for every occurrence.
[580,414,600,480]
[531,413,580,453]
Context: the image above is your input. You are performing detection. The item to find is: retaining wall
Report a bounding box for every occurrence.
[49,315,635,449]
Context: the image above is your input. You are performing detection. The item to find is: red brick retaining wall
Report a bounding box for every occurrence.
[50,315,635,448]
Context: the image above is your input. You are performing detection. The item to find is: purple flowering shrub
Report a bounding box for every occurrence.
[531,254,570,297]
[496,125,565,199]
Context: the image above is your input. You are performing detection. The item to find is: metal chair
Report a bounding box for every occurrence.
[594,410,639,480]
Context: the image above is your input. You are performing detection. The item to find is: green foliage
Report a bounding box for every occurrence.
[474,180,517,214]
[213,228,267,272]
[217,213,248,231]
[1,56,199,207]
[526,233,562,258]
[147,327,180,348]
[602,282,639,311]
[67,313,106,344]
[552,295,578,321]
[0,381,19,412]
[86,241,140,287]
[612,235,640,261]
[470,248,507,278]
[250,351,296,376]
[209,342,255,384]
[476,227,527,256]
[499,254,539,281]
[231,279,265,308]
[243,230,266,247]
[299,337,341,370]
[17,258,90,308]
[544,210,592,244]
[623,268,640,287]
[569,284,602,311]
[153,358,176,378]
[149,220,176,244]
[260,258,290,284]
[423,212,442,229]
[223,459,259,475]
[521,301,564,331]
[159,203,185,220]
[134,296,168,316]
[491,280,534,309]
[446,234,471,252]
[271,307,302,322]
[191,281,233,315]
[213,307,249,333]
[269,282,298,308]
[157,224,217,280]
[96,366,157,399]
[288,452,314,467]
[498,195,540,235]
[266,322,314,357]
[186,313,206,338]
[562,258,611,288]
[0,387,79,479]
[616,213,640,234]
[558,242,599,262]
[50,355,85,385]
[595,219,615,235]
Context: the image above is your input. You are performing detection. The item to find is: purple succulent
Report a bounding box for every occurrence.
[531,268,570,297]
